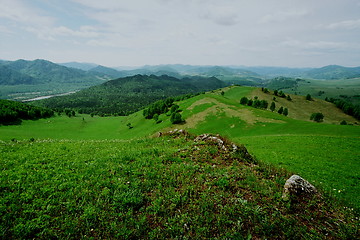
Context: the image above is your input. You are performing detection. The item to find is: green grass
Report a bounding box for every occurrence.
[175,86,360,210]
[283,78,360,105]
[1,85,359,238]
[0,135,358,239]
[0,110,172,141]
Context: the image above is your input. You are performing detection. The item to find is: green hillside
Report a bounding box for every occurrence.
[33,75,225,116]
[1,86,359,238]
[0,59,110,101]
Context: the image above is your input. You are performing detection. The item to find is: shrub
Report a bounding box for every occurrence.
[240,97,248,105]
[270,102,276,112]
[278,107,284,115]
[170,112,183,124]
[310,113,324,122]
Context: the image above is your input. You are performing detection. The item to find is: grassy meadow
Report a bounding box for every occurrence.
[1,135,358,239]
[1,85,359,238]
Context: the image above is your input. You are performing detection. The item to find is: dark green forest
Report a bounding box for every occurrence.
[0,99,54,125]
[33,75,225,116]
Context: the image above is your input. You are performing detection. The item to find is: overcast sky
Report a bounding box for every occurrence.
[1,0,360,68]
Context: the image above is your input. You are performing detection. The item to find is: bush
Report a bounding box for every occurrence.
[240,97,248,105]
[283,108,288,116]
[340,120,347,125]
[278,107,284,115]
[270,102,276,112]
[170,112,183,124]
[310,113,324,122]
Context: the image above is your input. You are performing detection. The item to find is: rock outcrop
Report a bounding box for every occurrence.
[282,175,317,201]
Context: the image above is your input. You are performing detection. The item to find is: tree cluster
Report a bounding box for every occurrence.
[143,98,174,119]
[143,97,184,124]
[326,98,360,120]
[273,90,292,101]
[240,97,268,109]
[310,112,324,122]
[0,99,54,125]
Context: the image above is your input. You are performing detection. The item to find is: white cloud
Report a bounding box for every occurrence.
[201,5,239,26]
[52,26,100,38]
[326,19,360,30]
[0,0,54,26]
[260,9,310,23]
[0,25,13,34]
[281,39,346,50]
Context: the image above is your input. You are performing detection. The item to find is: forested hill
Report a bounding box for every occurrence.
[0,59,108,85]
[303,65,360,80]
[34,74,226,116]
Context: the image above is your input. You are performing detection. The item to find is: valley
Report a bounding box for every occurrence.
[0,64,359,239]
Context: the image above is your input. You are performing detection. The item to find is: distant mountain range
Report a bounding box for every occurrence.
[1,59,359,102]
[1,59,359,87]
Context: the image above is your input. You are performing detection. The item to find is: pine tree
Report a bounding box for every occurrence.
[278,106,284,114]
[270,102,276,112]
[283,108,288,116]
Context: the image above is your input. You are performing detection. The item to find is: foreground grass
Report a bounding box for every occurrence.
[1,134,358,239]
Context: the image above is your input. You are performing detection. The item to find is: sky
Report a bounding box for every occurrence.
[1,0,360,68]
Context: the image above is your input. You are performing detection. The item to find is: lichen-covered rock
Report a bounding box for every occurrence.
[282,175,317,201]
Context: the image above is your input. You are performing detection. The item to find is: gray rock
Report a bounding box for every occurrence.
[282,175,317,201]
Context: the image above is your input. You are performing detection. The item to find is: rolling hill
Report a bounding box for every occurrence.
[303,65,360,80]
[0,85,359,239]
[0,65,35,85]
[0,59,112,101]
[1,59,101,84]
[33,74,226,115]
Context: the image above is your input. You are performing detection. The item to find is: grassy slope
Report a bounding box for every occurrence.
[280,78,360,105]
[0,87,360,239]
[172,87,360,209]
[0,135,358,239]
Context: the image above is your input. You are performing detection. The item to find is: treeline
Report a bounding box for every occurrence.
[34,75,224,116]
[326,98,360,120]
[240,96,289,116]
[0,99,54,125]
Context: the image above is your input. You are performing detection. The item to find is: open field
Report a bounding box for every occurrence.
[0,135,358,239]
[1,86,359,238]
[280,78,360,106]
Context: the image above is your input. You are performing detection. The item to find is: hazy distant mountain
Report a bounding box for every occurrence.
[1,59,107,85]
[60,62,98,71]
[303,65,360,80]
[88,65,125,78]
[239,66,312,78]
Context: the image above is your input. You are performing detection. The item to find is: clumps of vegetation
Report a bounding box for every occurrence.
[273,90,292,101]
[240,97,289,116]
[306,94,313,101]
[0,99,54,125]
[310,112,324,122]
[143,98,175,119]
[143,97,184,124]
[277,106,289,116]
[240,96,268,109]
[326,98,360,120]
[0,134,358,239]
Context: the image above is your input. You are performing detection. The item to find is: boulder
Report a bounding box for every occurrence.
[282,175,317,201]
